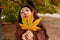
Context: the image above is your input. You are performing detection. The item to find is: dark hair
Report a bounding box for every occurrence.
[18,5,39,24]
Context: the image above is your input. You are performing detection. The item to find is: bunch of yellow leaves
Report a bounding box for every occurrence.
[19,11,42,31]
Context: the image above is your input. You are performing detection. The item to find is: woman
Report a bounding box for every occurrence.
[15,5,48,40]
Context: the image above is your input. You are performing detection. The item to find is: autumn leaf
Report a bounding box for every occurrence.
[19,11,42,31]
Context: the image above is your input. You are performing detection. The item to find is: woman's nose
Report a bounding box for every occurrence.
[24,12,27,15]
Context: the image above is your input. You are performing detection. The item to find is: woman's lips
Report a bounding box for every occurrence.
[24,16,28,18]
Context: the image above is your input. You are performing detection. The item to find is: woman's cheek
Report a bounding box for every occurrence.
[21,14,24,17]
[28,13,31,16]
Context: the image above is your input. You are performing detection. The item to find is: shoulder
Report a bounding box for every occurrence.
[37,21,46,31]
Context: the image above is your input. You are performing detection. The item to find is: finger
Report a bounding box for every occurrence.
[26,31,33,39]
[22,33,27,40]
[26,35,33,40]
[22,35,26,40]
[27,30,33,37]
[25,35,29,40]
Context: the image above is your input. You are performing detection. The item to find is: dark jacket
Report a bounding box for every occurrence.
[15,23,48,40]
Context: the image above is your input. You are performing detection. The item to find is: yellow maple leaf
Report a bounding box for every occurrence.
[19,11,42,31]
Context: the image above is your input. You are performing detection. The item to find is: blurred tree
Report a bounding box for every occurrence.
[0,0,60,23]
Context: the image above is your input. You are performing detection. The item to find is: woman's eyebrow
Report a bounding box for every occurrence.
[21,10,24,12]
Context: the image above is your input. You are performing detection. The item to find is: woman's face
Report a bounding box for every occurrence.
[20,7,32,19]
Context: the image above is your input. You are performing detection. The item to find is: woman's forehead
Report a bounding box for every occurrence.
[21,7,30,11]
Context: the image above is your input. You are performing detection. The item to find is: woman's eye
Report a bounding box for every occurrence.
[26,10,29,12]
[21,12,24,14]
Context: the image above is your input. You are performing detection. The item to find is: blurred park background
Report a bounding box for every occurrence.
[0,0,60,40]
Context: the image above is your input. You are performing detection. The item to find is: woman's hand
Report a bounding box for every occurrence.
[22,30,33,40]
